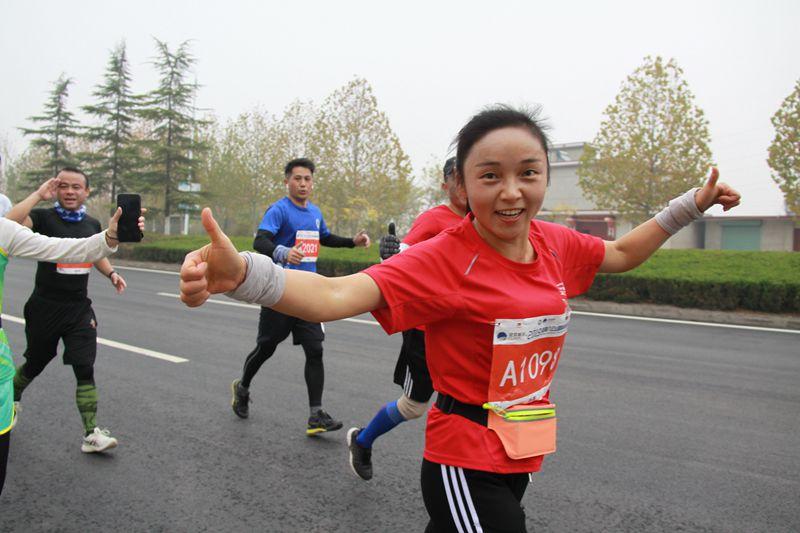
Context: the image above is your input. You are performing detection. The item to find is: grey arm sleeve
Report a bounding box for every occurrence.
[225,251,286,308]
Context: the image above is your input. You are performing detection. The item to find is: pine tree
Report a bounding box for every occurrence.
[578,56,712,223]
[19,74,81,180]
[137,39,208,229]
[82,41,140,199]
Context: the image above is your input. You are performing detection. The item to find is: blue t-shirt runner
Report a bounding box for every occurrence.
[230,158,371,437]
[257,196,330,273]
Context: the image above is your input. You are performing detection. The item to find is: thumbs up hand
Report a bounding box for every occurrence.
[180,208,246,307]
[379,222,401,260]
[694,167,741,212]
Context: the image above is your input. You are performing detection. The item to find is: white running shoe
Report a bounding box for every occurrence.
[9,402,19,431]
[81,427,118,453]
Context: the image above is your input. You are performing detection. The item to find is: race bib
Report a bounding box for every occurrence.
[487,307,570,410]
[295,230,320,263]
[485,307,569,459]
[56,262,93,275]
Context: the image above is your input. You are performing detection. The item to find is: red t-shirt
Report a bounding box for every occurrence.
[402,205,464,246]
[402,205,464,332]
[364,216,605,473]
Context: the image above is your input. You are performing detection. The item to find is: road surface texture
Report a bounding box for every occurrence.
[1,259,797,532]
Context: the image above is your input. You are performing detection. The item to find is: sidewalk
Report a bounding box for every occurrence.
[114,259,800,331]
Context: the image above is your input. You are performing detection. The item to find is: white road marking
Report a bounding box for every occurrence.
[156,292,382,327]
[157,291,799,335]
[116,265,180,276]
[1,313,189,363]
[570,310,800,335]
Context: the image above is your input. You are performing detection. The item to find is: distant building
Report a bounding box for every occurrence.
[540,142,797,252]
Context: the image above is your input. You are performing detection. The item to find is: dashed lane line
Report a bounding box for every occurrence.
[1,313,189,363]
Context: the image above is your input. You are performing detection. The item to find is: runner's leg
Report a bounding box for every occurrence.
[294,321,341,434]
[0,431,9,495]
[356,329,431,448]
[73,365,96,435]
[62,303,99,436]
[0,377,12,495]
[14,296,61,400]
[241,307,292,388]
[234,308,293,418]
[301,339,324,409]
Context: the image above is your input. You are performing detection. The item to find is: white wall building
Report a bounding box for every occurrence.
[540,142,797,252]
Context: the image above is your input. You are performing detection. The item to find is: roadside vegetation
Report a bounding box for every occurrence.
[118,237,799,313]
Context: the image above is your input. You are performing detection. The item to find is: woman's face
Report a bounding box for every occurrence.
[460,126,548,249]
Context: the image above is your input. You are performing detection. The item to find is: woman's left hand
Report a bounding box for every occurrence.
[695,167,742,212]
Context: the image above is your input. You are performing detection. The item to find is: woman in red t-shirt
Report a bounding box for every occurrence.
[180,106,740,532]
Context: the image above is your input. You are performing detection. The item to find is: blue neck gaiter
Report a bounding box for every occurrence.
[54,202,87,223]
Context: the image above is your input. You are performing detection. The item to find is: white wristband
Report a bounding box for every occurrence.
[225,251,286,307]
[654,188,703,235]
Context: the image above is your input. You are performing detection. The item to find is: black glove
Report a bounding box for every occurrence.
[379,222,401,260]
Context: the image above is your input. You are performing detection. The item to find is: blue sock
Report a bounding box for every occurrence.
[356,400,406,449]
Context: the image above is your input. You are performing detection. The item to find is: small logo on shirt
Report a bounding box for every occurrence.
[496,331,508,340]
[316,218,320,229]
[555,282,567,298]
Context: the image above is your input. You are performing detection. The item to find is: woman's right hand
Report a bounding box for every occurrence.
[180,208,247,307]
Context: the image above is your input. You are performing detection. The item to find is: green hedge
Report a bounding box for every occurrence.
[116,235,379,276]
[587,249,800,313]
[117,238,799,313]
[587,275,799,312]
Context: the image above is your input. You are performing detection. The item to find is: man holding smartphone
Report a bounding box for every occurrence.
[6,167,126,453]
[231,158,370,436]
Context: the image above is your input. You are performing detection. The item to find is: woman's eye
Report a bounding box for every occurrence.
[480,172,498,180]
[523,169,538,177]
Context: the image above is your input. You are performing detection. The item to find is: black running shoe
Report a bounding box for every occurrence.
[306,409,343,435]
[231,379,250,419]
[347,427,373,480]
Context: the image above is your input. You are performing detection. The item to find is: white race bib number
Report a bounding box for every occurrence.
[295,230,320,263]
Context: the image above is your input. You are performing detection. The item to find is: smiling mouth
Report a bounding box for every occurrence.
[496,208,524,218]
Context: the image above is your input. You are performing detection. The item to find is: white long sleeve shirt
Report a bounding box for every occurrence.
[0,217,117,263]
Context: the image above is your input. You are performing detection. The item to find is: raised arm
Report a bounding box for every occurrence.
[600,168,741,273]
[5,177,60,228]
[180,209,384,322]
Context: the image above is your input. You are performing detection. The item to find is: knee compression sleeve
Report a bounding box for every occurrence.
[397,394,428,420]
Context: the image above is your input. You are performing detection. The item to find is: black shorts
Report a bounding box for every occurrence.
[257,306,324,347]
[393,329,434,402]
[23,294,97,367]
[421,459,529,533]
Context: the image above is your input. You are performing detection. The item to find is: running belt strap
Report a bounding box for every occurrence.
[435,393,488,426]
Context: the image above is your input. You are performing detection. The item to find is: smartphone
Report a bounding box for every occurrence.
[116,193,143,243]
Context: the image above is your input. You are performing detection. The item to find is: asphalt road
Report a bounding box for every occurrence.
[1,259,798,532]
